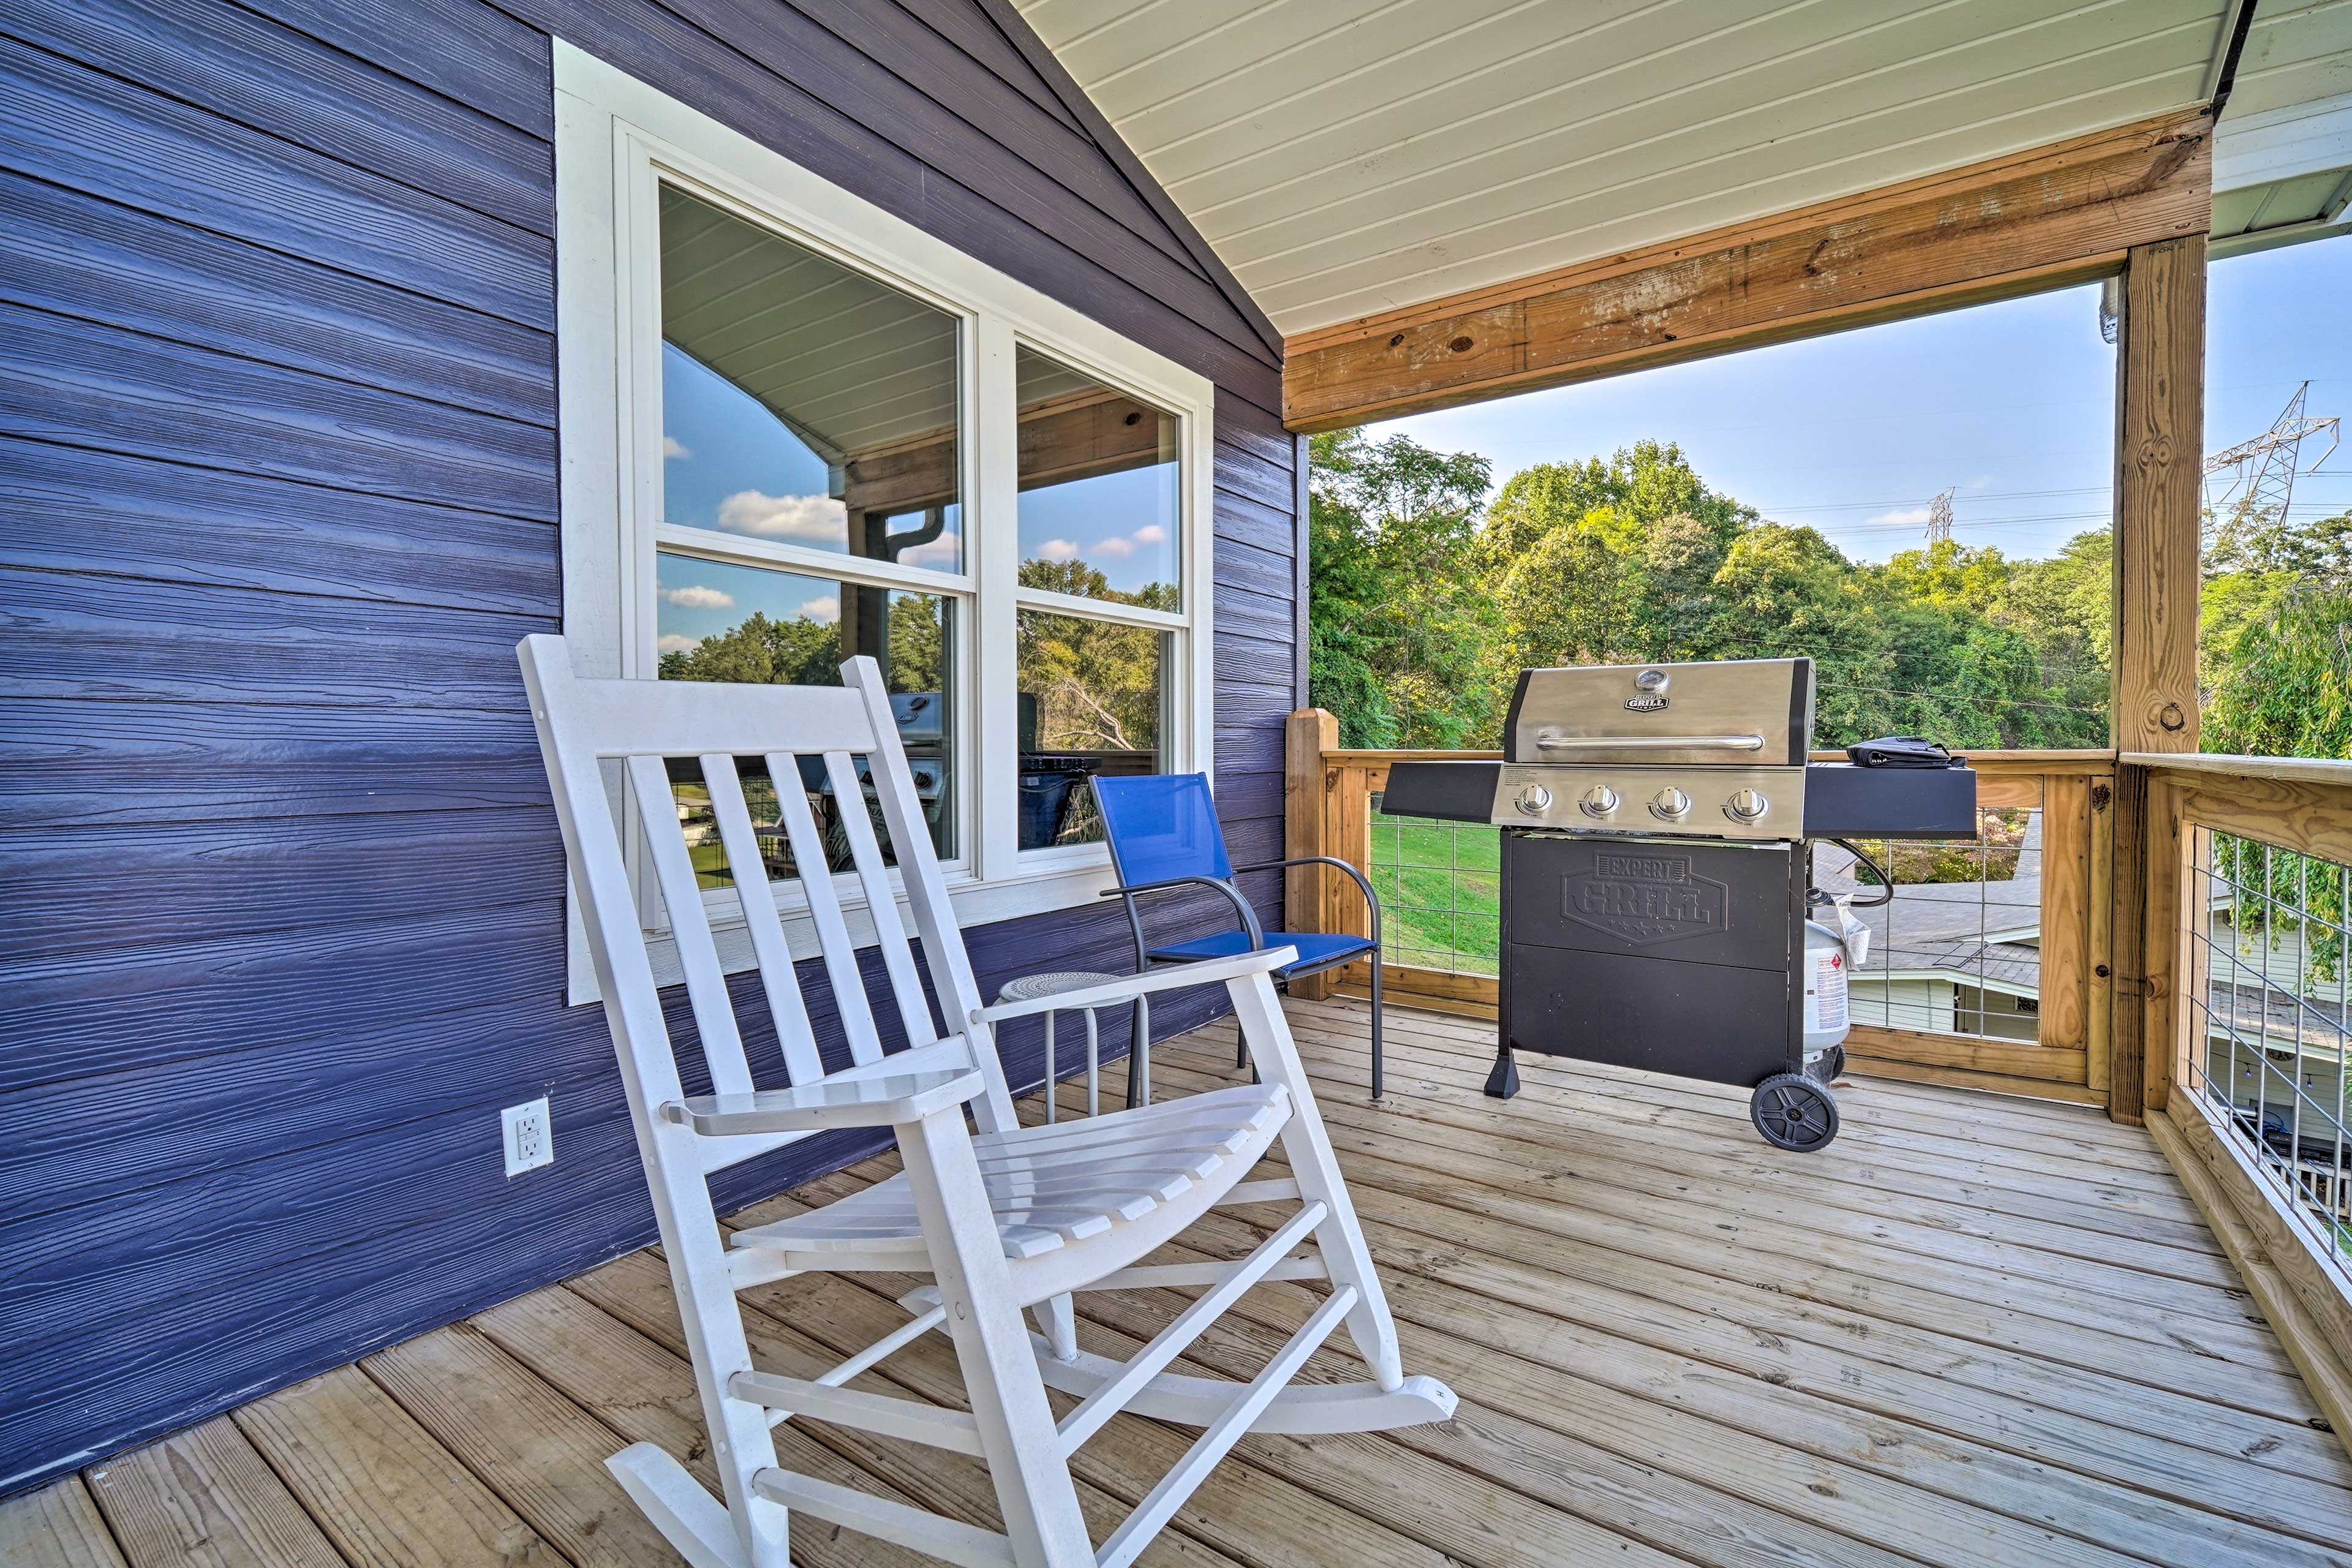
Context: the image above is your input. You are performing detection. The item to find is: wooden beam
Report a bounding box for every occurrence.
[1284,709,1338,1001]
[2111,236,2209,754]
[840,388,1170,517]
[2108,233,2208,1126]
[2109,763,2154,1126]
[1282,108,2213,431]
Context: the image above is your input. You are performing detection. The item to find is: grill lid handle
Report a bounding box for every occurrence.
[1533,732,1765,753]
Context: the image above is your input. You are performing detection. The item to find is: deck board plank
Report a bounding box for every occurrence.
[0,1478,127,1568]
[230,1366,554,1567]
[44,996,2352,1568]
[358,1324,679,1568]
[82,1418,344,1568]
[1137,1052,2309,1403]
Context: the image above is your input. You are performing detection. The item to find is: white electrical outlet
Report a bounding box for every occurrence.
[502,1096,553,1177]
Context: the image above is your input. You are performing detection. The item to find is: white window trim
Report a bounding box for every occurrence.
[552,43,1216,1004]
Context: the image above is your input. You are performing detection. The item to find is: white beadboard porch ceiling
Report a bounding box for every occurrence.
[1017,0,2263,337]
[2211,0,2352,252]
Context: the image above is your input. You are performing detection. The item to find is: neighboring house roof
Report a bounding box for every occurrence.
[1017,1,2345,336]
[1813,823,2046,998]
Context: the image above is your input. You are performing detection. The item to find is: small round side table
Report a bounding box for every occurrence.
[994,971,1152,1121]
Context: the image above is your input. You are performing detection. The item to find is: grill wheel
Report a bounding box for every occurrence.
[1749,1072,1839,1152]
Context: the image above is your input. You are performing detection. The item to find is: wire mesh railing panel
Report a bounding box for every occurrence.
[1368,793,1500,977]
[1825,807,2043,1041]
[2184,832,2352,1265]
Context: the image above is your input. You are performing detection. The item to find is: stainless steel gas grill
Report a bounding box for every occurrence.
[1384,657,1977,1152]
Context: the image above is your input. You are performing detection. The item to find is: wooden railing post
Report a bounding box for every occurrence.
[1285,709,1338,1001]
[2108,233,2207,1125]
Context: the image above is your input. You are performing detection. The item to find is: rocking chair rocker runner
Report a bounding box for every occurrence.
[518,635,1454,1568]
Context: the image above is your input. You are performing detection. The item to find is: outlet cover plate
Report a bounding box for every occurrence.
[502,1097,553,1177]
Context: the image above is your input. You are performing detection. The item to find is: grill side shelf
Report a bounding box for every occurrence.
[1378,760,1502,823]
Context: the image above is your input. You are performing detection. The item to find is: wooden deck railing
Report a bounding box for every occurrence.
[1281,712,2117,1103]
[1278,715,2352,1446]
[2125,752,2352,1442]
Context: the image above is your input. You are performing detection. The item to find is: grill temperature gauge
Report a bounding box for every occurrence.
[1579,785,1619,818]
[1649,787,1693,820]
[1724,788,1770,822]
[1515,783,1554,816]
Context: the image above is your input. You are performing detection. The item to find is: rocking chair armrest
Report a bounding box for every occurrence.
[666,1069,987,1136]
[970,946,1297,1026]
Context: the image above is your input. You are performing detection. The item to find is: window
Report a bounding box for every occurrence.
[553,46,1215,999]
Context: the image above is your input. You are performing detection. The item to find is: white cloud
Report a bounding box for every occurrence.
[717,489,847,541]
[898,533,961,569]
[1131,524,1166,545]
[801,595,840,624]
[1037,538,1080,562]
[658,583,734,609]
[662,435,691,460]
[657,633,702,655]
[1867,505,1932,528]
[1092,535,1137,558]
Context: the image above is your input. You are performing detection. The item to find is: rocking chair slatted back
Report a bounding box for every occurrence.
[520,636,1017,1178]
[697,753,824,1086]
[521,632,1454,1568]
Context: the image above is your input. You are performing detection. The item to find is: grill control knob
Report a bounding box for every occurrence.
[1648,787,1692,821]
[1579,785,1620,818]
[1515,783,1554,816]
[1725,788,1771,822]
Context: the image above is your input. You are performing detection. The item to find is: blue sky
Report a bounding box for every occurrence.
[1370,236,2352,564]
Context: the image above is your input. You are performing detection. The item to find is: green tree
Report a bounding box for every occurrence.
[1308,435,2123,753]
[660,611,840,685]
[1306,429,1496,747]
[2204,575,2352,758]
[1015,557,1174,755]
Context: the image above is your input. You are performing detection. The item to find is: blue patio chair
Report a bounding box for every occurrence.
[1091,773,1387,1098]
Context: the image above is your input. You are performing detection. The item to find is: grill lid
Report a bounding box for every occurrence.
[1504,657,1815,769]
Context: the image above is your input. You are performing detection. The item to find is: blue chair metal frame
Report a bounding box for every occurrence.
[1090,773,1387,1098]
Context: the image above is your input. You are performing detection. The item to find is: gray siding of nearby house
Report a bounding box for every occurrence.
[0,0,1301,1494]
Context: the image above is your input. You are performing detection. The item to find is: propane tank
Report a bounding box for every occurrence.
[1802,917,1852,1059]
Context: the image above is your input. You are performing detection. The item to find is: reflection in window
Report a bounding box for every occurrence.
[658,554,955,880]
[1016,347,1178,608]
[1016,608,1167,848]
[659,186,962,573]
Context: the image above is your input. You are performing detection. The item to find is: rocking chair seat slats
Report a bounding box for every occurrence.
[518,633,1453,1568]
[732,1082,1291,1263]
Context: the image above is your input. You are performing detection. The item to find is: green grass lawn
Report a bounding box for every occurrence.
[1370,805,1500,976]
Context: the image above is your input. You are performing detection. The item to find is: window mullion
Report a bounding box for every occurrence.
[973,312,1020,885]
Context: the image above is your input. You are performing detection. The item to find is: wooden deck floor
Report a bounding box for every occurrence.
[10,997,2352,1567]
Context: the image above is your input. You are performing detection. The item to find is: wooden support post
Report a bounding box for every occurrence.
[1286,710,1338,1001]
[2108,234,2207,1124]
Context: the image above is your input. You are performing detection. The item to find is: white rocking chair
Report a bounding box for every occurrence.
[518,635,1454,1568]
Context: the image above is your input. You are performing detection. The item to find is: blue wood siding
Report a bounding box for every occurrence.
[0,0,1302,1496]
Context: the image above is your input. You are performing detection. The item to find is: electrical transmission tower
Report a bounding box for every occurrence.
[2203,380,2340,538]
[1923,486,1955,544]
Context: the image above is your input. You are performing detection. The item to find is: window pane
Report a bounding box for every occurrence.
[1016,347,1179,608]
[1016,608,1168,849]
[657,552,956,877]
[660,186,962,573]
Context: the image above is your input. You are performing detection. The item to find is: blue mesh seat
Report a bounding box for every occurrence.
[1091,773,1387,1098]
